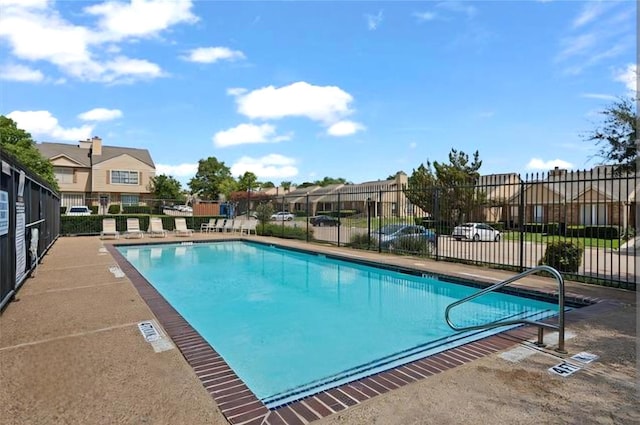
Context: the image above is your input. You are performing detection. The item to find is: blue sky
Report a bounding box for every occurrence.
[1,0,636,186]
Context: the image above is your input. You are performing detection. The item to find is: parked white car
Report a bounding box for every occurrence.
[452,223,501,242]
[66,206,92,216]
[270,211,295,221]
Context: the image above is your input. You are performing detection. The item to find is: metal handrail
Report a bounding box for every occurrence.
[444,265,566,353]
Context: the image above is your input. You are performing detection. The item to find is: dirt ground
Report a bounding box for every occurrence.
[0,235,637,425]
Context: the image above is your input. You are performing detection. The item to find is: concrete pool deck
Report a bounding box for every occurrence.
[0,234,637,425]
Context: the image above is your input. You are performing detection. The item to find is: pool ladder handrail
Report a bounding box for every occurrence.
[444,265,566,353]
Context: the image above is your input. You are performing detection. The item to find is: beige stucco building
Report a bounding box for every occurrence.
[37,137,155,211]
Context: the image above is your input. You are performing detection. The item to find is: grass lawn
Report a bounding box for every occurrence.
[502,231,621,249]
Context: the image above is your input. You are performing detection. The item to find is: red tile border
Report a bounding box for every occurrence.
[107,241,617,425]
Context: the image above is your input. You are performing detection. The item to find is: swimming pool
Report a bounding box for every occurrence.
[118,241,559,408]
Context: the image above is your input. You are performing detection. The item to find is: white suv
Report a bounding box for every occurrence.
[270,211,295,221]
[66,206,92,216]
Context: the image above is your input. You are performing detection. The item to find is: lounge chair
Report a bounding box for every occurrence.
[100,218,119,239]
[149,217,167,238]
[232,219,243,233]
[200,218,217,233]
[175,217,193,237]
[222,219,234,233]
[213,219,226,233]
[241,220,257,236]
[124,218,144,239]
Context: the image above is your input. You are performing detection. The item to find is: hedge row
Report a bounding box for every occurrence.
[257,223,312,240]
[61,215,224,235]
[566,225,619,240]
[316,210,358,218]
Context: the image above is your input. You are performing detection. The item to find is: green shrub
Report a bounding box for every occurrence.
[60,215,223,235]
[60,206,67,214]
[257,223,311,240]
[539,240,584,273]
[108,204,121,214]
[486,222,505,232]
[348,233,373,249]
[388,237,434,256]
[89,205,99,214]
[122,205,152,214]
[524,223,560,235]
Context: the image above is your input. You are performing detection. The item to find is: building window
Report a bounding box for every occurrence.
[533,205,544,223]
[111,170,139,185]
[121,194,139,206]
[581,204,607,225]
[61,193,84,208]
[54,167,74,184]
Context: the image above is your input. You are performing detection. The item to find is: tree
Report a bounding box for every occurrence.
[149,174,184,201]
[405,149,483,224]
[280,181,293,192]
[188,157,235,200]
[0,116,58,190]
[237,171,258,191]
[260,181,275,189]
[586,97,637,173]
[315,176,348,186]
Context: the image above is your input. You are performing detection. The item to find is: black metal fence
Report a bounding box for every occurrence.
[259,167,637,290]
[1,150,60,310]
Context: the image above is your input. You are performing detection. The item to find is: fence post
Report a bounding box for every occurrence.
[518,178,525,271]
[434,187,440,261]
[378,190,383,253]
[337,192,341,247]
[306,194,310,243]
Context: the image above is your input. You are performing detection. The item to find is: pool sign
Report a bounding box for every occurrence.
[571,352,599,364]
[138,321,161,342]
[0,191,8,236]
[549,362,581,377]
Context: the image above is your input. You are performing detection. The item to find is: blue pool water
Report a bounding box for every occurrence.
[118,241,558,407]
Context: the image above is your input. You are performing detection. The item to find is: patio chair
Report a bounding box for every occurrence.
[241,220,257,236]
[175,217,193,237]
[232,219,243,233]
[149,217,167,238]
[200,218,217,233]
[213,219,226,233]
[100,218,119,239]
[124,218,144,239]
[222,219,234,233]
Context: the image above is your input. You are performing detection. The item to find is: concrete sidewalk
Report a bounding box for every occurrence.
[1,235,637,425]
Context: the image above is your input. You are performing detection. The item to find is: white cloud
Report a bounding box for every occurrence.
[414,12,437,22]
[366,10,383,30]
[0,63,44,82]
[7,110,93,141]
[232,81,354,124]
[213,123,291,148]
[0,0,192,84]
[326,120,365,137]
[526,158,574,171]
[227,87,247,96]
[231,154,298,179]
[572,2,611,29]
[436,1,477,19]
[409,142,417,149]
[78,108,123,122]
[581,93,617,101]
[614,63,637,94]
[183,47,245,63]
[156,163,198,178]
[84,0,198,41]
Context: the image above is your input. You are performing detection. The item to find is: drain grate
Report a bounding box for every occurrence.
[138,321,161,342]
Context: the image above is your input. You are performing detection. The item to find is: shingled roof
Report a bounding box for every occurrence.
[37,142,155,168]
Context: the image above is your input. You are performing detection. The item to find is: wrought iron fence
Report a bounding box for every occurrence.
[1,150,60,310]
[256,167,637,290]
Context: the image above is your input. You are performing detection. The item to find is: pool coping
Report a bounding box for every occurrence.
[106,240,616,425]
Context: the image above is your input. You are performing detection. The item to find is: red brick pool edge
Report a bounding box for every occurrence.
[107,242,613,425]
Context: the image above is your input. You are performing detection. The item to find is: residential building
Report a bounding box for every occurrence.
[37,137,156,211]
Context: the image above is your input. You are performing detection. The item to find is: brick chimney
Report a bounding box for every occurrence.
[79,138,92,149]
[91,136,102,156]
[549,166,566,177]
